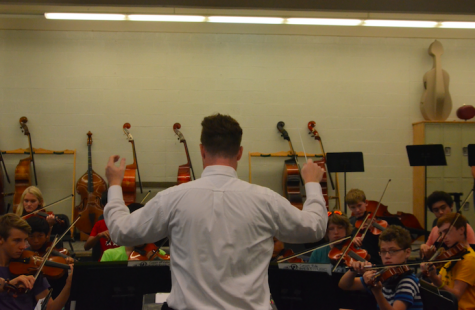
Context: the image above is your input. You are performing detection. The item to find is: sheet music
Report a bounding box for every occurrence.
[277,263,332,275]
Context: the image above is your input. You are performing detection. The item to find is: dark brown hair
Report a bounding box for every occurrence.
[326,213,353,240]
[345,189,366,205]
[379,225,412,249]
[0,214,31,240]
[200,114,242,158]
[437,213,467,238]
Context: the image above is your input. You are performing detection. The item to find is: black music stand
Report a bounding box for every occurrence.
[468,144,475,167]
[406,144,446,234]
[326,152,364,213]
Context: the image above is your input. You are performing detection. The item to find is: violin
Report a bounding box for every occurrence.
[13,117,38,214]
[9,250,70,281]
[328,239,370,266]
[277,121,303,210]
[23,211,65,226]
[0,151,11,215]
[74,132,107,234]
[369,265,411,286]
[272,239,303,263]
[173,123,195,184]
[128,243,170,261]
[308,121,338,209]
[364,200,426,241]
[122,123,143,205]
[354,212,388,236]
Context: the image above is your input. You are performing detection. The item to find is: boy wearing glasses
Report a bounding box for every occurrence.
[339,225,423,310]
[420,191,475,258]
[309,211,353,271]
[421,213,475,310]
[346,189,382,265]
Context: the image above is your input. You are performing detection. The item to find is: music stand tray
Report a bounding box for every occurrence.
[326,152,364,213]
[468,144,475,167]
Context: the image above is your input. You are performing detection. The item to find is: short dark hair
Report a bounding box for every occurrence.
[427,191,453,211]
[26,216,50,235]
[379,225,412,249]
[200,114,242,158]
[0,214,31,240]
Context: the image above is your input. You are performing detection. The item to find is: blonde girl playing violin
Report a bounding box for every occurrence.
[339,225,423,310]
[15,186,56,227]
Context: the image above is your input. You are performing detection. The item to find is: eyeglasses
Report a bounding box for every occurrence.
[379,248,406,256]
[328,210,343,217]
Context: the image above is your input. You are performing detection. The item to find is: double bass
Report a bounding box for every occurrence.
[308,121,340,209]
[277,121,303,210]
[13,117,38,213]
[0,150,11,214]
[122,123,143,205]
[173,123,195,184]
[74,132,107,234]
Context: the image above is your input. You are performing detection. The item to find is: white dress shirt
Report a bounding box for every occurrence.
[105,165,327,310]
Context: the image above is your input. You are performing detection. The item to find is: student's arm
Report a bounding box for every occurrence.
[84,223,110,250]
[40,265,73,310]
[0,275,35,292]
[371,282,408,310]
[338,262,368,291]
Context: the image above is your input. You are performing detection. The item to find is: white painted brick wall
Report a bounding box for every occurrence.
[1,30,474,221]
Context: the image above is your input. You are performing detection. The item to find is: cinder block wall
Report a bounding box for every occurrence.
[1,30,474,221]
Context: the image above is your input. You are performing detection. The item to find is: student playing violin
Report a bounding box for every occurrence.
[100,203,167,262]
[420,191,475,259]
[15,186,56,228]
[0,213,73,310]
[339,225,423,310]
[309,211,355,271]
[25,216,74,264]
[421,213,475,310]
[347,189,382,265]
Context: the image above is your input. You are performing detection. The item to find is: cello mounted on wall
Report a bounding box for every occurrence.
[308,121,340,210]
[122,123,143,205]
[13,117,38,213]
[173,123,196,184]
[277,121,303,210]
[74,132,107,234]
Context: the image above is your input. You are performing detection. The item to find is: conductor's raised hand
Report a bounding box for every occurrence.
[105,155,126,186]
[301,158,325,184]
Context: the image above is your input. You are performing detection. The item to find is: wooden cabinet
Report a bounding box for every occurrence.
[413,121,475,229]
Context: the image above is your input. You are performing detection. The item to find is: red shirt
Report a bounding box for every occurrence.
[90,219,119,260]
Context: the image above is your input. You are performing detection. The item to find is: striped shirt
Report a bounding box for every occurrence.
[361,273,423,309]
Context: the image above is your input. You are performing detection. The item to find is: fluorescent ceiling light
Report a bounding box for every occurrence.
[364,20,437,28]
[128,15,205,22]
[440,22,475,29]
[208,16,283,24]
[287,18,362,26]
[45,13,126,20]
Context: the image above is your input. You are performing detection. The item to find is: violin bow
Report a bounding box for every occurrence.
[277,236,352,263]
[0,151,10,183]
[351,258,462,271]
[431,189,474,258]
[332,213,371,272]
[277,121,303,184]
[21,194,74,218]
[360,179,391,240]
[24,236,58,294]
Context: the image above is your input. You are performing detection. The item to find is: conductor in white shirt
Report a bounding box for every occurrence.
[104,113,328,310]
